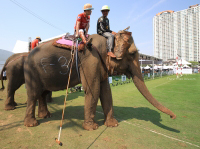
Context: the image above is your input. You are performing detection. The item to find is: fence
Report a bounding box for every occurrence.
[108,70,175,84]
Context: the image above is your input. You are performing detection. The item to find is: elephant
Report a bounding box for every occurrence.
[0,52,52,110]
[23,29,176,130]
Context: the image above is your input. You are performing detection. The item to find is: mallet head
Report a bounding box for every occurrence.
[55,138,63,146]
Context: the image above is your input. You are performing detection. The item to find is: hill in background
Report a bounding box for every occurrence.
[0,49,13,62]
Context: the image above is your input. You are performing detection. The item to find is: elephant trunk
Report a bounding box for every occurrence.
[130,52,176,119]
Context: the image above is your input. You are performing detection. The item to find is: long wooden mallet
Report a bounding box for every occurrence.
[55,41,76,146]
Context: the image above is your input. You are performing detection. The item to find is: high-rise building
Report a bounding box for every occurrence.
[153,4,200,62]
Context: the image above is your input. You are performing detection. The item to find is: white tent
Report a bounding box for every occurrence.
[144,65,150,69]
[12,40,29,53]
[162,65,169,69]
[183,64,190,68]
[167,66,174,69]
[178,59,191,65]
[153,65,159,69]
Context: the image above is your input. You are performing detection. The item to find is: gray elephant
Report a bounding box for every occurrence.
[0,52,52,110]
[23,29,176,130]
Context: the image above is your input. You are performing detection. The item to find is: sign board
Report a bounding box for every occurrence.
[108,77,112,84]
[148,73,150,78]
[121,75,126,82]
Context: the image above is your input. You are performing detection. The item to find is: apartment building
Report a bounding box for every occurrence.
[153,4,200,62]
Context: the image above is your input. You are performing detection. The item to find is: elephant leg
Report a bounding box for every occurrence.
[4,79,16,110]
[38,92,51,118]
[24,97,38,127]
[81,73,100,130]
[4,93,15,110]
[46,91,53,103]
[4,78,24,110]
[100,79,118,127]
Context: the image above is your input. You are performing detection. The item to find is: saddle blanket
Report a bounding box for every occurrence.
[52,36,84,51]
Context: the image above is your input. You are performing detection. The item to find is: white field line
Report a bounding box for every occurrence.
[150,81,171,89]
[96,111,200,148]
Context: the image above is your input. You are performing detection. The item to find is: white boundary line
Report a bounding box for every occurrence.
[96,111,200,148]
[150,80,171,89]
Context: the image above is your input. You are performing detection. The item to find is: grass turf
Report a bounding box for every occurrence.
[0,74,199,149]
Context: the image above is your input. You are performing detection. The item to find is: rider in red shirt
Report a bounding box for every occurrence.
[31,37,41,50]
[75,3,93,47]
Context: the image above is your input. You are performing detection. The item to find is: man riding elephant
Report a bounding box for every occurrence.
[75,3,93,48]
[0,52,52,110]
[97,5,116,58]
[23,27,176,130]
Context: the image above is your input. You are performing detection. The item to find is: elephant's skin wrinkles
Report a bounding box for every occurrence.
[23,30,176,130]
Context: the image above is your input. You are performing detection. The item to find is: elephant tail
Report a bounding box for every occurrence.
[0,65,5,91]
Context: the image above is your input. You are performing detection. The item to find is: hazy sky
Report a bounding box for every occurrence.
[0,0,199,55]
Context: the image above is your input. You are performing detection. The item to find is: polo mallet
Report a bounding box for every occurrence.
[55,40,76,146]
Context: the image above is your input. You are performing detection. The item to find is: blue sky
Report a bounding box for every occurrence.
[0,0,199,55]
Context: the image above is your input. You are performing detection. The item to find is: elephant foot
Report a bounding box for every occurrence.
[38,111,51,118]
[4,104,16,110]
[13,101,18,106]
[24,117,38,127]
[83,121,98,131]
[104,118,118,127]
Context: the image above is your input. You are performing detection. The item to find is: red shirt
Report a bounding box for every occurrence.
[74,12,90,30]
[31,39,39,50]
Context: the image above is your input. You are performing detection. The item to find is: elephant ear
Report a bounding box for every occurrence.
[128,37,137,54]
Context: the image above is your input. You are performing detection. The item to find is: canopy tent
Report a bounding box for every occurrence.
[162,65,169,69]
[12,40,29,53]
[177,59,191,65]
[183,64,190,68]
[166,66,174,69]
[144,65,151,69]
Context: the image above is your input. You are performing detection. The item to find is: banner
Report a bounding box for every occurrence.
[108,77,112,84]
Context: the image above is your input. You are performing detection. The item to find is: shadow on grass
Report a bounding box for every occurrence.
[52,91,84,103]
[15,103,27,109]
[113,106,180,133]
[0,98,3,101]
[38,101,179,133]
[2,92,179,134]
[0,120,24,131]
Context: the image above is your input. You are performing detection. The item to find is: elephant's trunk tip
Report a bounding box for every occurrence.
[170,114,176,119]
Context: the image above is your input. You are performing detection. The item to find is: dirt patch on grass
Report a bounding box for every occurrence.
[16,127,23,132]
[8,114,13,118]
[118,145,127,149]
[103,136,111,142]
[178,142,187,147]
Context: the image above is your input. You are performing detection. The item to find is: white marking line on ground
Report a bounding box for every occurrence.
[96,111,200,148]
[150,80,171,89]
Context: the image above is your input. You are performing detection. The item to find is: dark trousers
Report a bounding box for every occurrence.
[102,32,114,52]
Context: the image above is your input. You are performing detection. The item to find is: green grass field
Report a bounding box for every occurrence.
[0,74,200,149]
